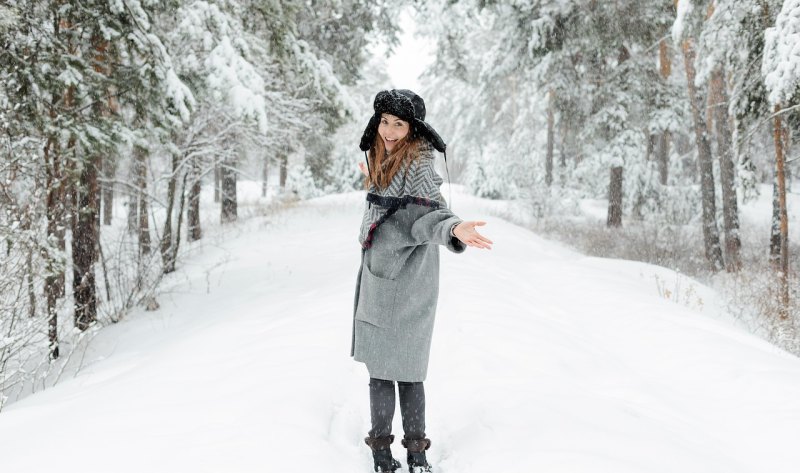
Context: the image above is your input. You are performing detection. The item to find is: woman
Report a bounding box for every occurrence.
[351,89,492,473]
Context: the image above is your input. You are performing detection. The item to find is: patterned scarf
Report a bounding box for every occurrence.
[359,141,445,249]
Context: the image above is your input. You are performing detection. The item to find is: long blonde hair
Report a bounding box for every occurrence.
[365,133,421,190]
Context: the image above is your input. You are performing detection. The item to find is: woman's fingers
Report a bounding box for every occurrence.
[457,221,492,249]
[467,237,492,249]
[468,228,493,244]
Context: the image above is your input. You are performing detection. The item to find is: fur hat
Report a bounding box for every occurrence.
[359,89,446,153]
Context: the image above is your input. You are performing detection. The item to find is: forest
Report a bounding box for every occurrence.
[1,0,799,409]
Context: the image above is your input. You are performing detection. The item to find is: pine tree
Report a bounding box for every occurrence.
[763,0,800,318]
[674,0,725,271]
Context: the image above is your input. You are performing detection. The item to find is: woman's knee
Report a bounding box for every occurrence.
[370,377,395,389]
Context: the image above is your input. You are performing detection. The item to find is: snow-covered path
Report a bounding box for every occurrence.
[1,191,799,473]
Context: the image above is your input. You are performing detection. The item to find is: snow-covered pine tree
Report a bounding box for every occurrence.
[673,0,726,271]
[240,0,399,192]
[763,0,800,317]
[0,0,192,407]
[692,0,787,272]
[419,0,681,226]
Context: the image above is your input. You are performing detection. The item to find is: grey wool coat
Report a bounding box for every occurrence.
[351,144,465,382]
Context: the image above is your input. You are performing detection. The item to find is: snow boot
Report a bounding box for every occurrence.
[365,435,403,472]
[402,437,432,473]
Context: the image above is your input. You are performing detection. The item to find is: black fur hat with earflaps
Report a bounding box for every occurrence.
[359,89,446,153]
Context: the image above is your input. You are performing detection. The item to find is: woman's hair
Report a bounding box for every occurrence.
[365,130,421,190]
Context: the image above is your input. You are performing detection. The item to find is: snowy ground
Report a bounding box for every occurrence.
[1,188,800,473]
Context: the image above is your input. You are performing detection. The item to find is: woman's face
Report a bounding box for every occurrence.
[378,113,410,152]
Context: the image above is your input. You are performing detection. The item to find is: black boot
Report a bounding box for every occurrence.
[402,437,432,473]
[365,435,403,472]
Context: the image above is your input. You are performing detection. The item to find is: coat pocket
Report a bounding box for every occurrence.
[355,264,398,329]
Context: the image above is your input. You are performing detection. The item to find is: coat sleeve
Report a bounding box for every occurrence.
[406,156,466,254]
[410,206,466,253]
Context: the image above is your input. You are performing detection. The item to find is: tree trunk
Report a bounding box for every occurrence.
[161,153,179,274]
[279,153,288,191]
[91,34,107,233]
[659,38,672,77]
[214,162,220,203]
[46,266,60,360]
[62,137,76,301]
[682,40,724,271]
[60,83,77,302]
[72,155,100,331]
[96,158,103,229]
[559,119,568,169]
[607,166,623,227]
[221,158,238,223]
[127,197,137,235]
[43,136,62,359]
[268,156,269,197]
[770,170,782,264]
[658,38,672,186]
[710,67,742,272]
[546,89,555,187]
[127,161,138,236]
[102,158,114,225]
[772,103,790,318]
[656,131,670,185]
[135,145,151,255]
[187,157,202,242]
[784,126,792,192]
[646,134,656,161]
[172,171,189,265]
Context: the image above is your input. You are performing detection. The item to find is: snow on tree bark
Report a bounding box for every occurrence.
[546,89,555,187]
[280,153,288,191]
[772,104,790,319]
[188,157,202,242]
[762,0,798,317]
[44,136,64,359]
[72,155,100,331]
[681,39,724,271]
[607,166,623,228]
[134,145,151,257]
[709,67,742,272]
[221,157,238,223]
[162,154,179,274]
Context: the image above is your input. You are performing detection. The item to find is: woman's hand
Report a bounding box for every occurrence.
[358,161,368,177]
[454,221,493,250]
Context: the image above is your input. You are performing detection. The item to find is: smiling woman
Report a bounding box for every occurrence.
[366,112,418,190]
[379,114,410,152]
[352,88,493,473]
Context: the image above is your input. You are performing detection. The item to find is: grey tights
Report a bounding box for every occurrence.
[368,377,426,440]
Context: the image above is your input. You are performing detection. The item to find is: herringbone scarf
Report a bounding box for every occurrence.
[359,141,445,249]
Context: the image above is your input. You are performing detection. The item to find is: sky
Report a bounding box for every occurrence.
[384,9,435,92]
